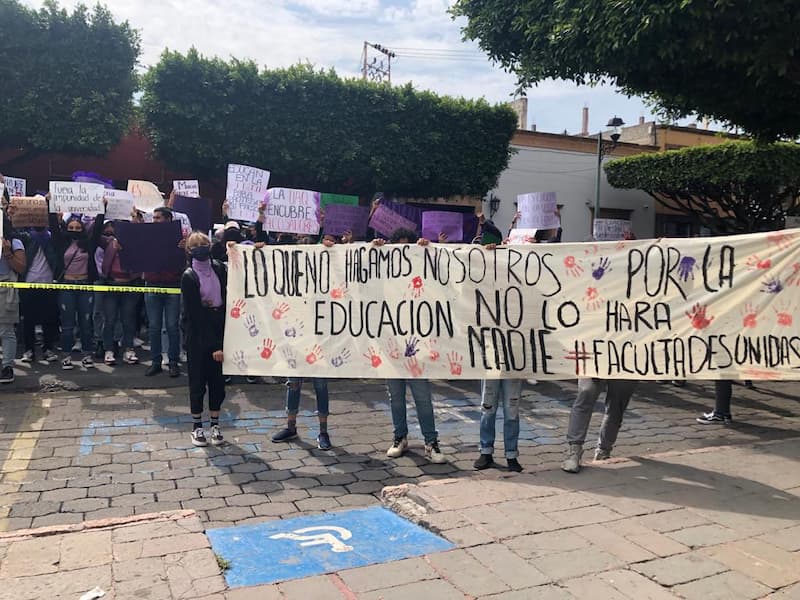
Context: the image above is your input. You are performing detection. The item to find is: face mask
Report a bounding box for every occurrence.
[66,231,85,241]
[190,245,211,261]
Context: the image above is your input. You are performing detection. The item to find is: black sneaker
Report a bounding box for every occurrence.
[507,458,523,472]
[191,427,208,447]
[272,427,298,442]
[145,363,163,376]
[696,411,732,425]
[246,376,258,384]
[168,363,181,378]
[0,366,14,384]
[474,454,494,470]
[317,432,332,450]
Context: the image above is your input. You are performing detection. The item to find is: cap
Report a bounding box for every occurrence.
[224,221,240,230]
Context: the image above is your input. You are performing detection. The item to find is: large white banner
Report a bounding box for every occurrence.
[223,231,800,381]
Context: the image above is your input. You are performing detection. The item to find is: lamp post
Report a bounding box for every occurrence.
[593,116,625,235]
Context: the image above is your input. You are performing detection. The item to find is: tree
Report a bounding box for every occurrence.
[450,0,800,141]
[604,142,800,233]
[140,50,518,197]
[0,0,140,155]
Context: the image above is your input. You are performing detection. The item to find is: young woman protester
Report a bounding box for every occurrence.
[0,202,26,383]
[181,232,227,447]
[49,208,104,369]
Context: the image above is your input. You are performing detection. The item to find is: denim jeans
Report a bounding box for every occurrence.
[93,290,104,345]
[479,379,522,459]
[286,378,329,416]
[59,286,94,353]
[386,379,438,444]
[103,290,139,350]
[145,293,181,365]
[566,378,637,451]
[0,324,17,368]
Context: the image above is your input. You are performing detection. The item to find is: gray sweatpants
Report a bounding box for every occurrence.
[566,378,637,451]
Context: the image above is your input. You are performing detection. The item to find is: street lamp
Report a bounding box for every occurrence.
[593,116,625,235]
[486,193,501,218]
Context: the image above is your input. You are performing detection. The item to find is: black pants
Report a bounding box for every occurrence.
[714,380,732,417]
[20,289,59,353]
[188,343,225,415]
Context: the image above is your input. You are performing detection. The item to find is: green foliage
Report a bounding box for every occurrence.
[451,0,800,141]
[0,0,140,154]
[140,50,517,197]
[605,142,800,232]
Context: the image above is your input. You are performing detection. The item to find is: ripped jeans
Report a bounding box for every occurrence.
[479,379,522,459]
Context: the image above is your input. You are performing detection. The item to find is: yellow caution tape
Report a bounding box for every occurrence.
[0,281,180,294]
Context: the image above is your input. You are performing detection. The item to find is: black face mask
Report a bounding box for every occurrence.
[66,231,86,241]
[190,245,211,261]
[223,229,241,243]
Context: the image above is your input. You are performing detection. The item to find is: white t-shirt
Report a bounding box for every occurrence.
[0,239,23,277]
[25,247,53,283]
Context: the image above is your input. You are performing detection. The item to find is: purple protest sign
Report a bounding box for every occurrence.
[422,211,464,242]
[381,198,422,229]
[369,204,419,238]
[323,204,370,238]
[173,195,212,234]
[115,221,185,273]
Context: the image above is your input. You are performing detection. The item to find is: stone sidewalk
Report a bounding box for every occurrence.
[0,438,798,599]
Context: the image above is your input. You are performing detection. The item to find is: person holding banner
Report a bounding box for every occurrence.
[0,209,26,383]
[181,232,227,447]
[696,381,734,424]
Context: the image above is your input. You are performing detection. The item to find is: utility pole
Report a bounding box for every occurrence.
[361,42,395,85]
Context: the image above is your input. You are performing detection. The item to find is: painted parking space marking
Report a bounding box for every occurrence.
[207,506,454,587]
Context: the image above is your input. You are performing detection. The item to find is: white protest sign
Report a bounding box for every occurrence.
[4,177,26,197]
[49,182,104,215]
[517,192,560,230]
[127,180,165,212]
[173,210,192,237]
[223,230,800,381]
[508,228,538,244]
[263,187,321,235]
[593,218,631,241]
[226,164,270,222]
[173,180,200,198]
[104,189,135,221]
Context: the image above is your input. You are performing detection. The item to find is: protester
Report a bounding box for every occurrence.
[181,232,227,447]
[272,379,332,449]
[475,379,523,472]
[0,206,26,383]
[696,381,734,424]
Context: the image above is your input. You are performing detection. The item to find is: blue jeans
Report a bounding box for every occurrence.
[145,292,181,365]
[387,379,438,444]
[479,379,521,459]
[286,378,329,416]
[103,290,139,350]
[59,286,94,353]
[0,324,17,368]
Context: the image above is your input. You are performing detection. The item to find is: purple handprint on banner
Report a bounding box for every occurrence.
[591,257,611,280]
[761,277,784,294]
[404,337,420,357]
[678,256,697,282]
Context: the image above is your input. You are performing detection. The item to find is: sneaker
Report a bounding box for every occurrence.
[474,454,494,470]
[507,458,523,472]
[145,363,163,376]
[272,427,298,442]
[210,425,224,446]
[672,380,686,387]
[104,350,116,366]
[386,437,408,458]
[561,443,583,473]
[123,349,139,364]
[71,341,82,353]
[246,376,258,384]
[594,448,612,461]
[743,380,754,389]
[696,411,732,425]
[191,427,208,447]
[168,363,181,378]
[316,432,332,450]
[61,357,74,370]
[133,337,145,348]
[526,378,538,386]
[20,350,33,363]
[81,355,94,368]
[0,366,14,384]
[425,441,446,464]
[43,349,58,362]
[224,375,232,384]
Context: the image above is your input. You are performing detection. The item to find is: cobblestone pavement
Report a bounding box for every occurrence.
[0,376,798,533]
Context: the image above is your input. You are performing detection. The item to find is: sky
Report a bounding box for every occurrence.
[23,0,669,134]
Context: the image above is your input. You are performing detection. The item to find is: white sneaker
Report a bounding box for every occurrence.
[386,437,408,458]
[191,428,208,447]
[425,441,447,464]
[562,443,583,473]
[21,350,34,363]
[104,350,116,365]
[81,355,94,368]
[123,349,139,364]
[210,425,224,446]
[71,341,82,353]
[61,357,74,370]
[43,349,58,362]
[133,337,145,348]
[526,378,538,386]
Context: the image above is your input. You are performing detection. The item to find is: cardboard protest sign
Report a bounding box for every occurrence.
[3,177,25,197]
[173,195,212,234]
[508,228,538,244]
[517,192,560,230]
[263,187,320,235]
[226,164,270,222]
[593,218,631,241]
[8,196,48,227]
[173,180,200,198]
[104,189,135,221]
[321,193,359,209]
[127,180,165,212]
[422,211,464,242]
[49,182,104,215]
[369,204,418,238]
[323,204,370,238]
[115,220,184,273]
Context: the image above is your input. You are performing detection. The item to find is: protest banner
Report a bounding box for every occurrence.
[369,204,418,238]
[115,220,184,273]
[127,180,165,212]
[223,230,800,381]
[323,204,370,238]
[173,195,212,234]
[593,218,632,241]
[8,196,48,227]
[173,180,200,198]
[49,182,104,215]
[72,171,113,188]
[4,177,26,197]
[508,229,538,244]
[320,193,359,209]
[263,187,321,235]
[517,192,560,230]
[226,164,270,222]
[422,211,464,242]
[104,189,134,221]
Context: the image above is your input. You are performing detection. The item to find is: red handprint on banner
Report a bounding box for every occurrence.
[260,338,275,360]
[447,351,463,376]
[305,344,323,365]
[405,357,424,377]
[363,347,383,368]
[563,255,583,278]
[330,283,348,300]
[686,303,714,330]
[230,299,246,319]
[408,276,424,298]
[272,303,290,320]
[740,303,758,328]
